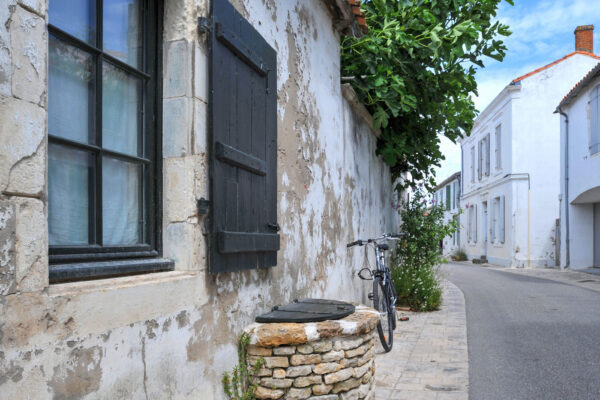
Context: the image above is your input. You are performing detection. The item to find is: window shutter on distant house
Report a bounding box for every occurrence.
[499,196,505,244]
[446,186,451,210]
[209,0,279,273]
[474,204,478,243]
[485,134,490,176]
[590,85,600,154]
[490,199,496,243]
[495,124,502,169]
[477,141,482,181]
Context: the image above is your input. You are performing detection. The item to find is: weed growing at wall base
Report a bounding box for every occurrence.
[391,188,458,311]
[222,332,264,400]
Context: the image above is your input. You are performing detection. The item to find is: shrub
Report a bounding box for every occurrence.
[391,187,458,311]
[452,248,468,261]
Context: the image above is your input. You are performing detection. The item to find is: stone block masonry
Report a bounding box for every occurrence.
[244,305,379,400]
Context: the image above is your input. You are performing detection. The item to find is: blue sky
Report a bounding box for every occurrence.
[434,0,600,182]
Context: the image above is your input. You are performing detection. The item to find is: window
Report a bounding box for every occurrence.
[477,140,483,181]
[470,146,475,183]
[484,134,490,176]
[208,0,279,273]
[590,85,600,154]
[446,185,451,210]
[48,0,166,281]
[454,181,460,209]
[495,124,502,169]
[468,204,477,243]
[490,196,505,244]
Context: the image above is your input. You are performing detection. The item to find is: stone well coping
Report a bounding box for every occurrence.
[244,305,380,347]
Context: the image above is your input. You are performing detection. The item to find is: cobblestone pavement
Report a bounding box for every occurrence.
[373,281,468,400]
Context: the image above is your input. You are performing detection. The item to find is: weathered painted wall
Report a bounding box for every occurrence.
[0,0,397,398]
[559,74,600,269]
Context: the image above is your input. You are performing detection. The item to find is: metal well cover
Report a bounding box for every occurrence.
[255,298,355,323]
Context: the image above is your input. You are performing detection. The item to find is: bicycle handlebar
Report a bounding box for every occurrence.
[346,233,405,247]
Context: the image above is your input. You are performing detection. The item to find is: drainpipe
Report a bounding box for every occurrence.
[557,107,570,269]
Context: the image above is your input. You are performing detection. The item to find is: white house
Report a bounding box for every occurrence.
[459,25,600,267]
[556,62,600,269]
[434,172,461,256]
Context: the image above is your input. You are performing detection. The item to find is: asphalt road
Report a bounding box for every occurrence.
[443,263,600,400]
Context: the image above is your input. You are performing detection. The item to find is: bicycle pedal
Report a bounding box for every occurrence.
[368,292,374,300]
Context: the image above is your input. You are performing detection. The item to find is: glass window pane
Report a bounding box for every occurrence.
[48,144,93,246]
[49,0,96,44]
[49,35,95,143]
[103,0,142,68]
[102,62,142,155]
[102,157,143,245]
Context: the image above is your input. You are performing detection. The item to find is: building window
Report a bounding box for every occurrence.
[470,146,475,183]
[454,180,460,209]
[495,124,502,169]
[590,84,600,154]
[477,140,483,181]
[48,0,165,281]
[446,185,451,210]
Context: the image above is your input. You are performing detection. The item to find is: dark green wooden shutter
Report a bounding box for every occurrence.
[208,0,279,273]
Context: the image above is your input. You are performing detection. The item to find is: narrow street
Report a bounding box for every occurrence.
[444,263,600,400]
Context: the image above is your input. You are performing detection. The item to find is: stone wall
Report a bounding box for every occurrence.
[244,305,378,400]
[0,1,398,398]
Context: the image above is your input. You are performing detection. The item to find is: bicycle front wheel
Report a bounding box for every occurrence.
[372,278,394,352]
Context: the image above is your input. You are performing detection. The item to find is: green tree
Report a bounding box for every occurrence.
[341,0,512,188]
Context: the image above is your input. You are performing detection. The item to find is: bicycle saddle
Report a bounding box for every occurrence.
[377,243,389,251]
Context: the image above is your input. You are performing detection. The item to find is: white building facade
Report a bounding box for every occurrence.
[557,63,600,269]
[434,172,461,257]
[460,27,600,267]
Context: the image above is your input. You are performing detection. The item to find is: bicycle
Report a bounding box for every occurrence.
[347,233,403,352]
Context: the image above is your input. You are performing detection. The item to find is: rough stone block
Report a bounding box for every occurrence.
[356,349,373,367]
[321,350,344,362]
[311,383,333,395]
[293,375,322,388]
[286,365,312,378]
[340,388,359,400]
[273,346,296,356]
[311,340,333,353]
[163,40,191,98]
[260,378,293,389]
[255,368,273,377]
[17,0,46,15]
[0,97,45,194]
[357,382,371,398]
[340,357,358,368]
[15,197,47,292]
[334,337,363,351]
[11,6,46,104]
[163,97,191,157]
[247,345,272,356]
[313,362,342,375]
[297,344,313,354]
[308,396,337,400]
[332,378,361,394]
[164,156,196,223]
[164,222,198,271]
[0,201,16,295]
[345,343,367,358]
[193,98,207,156]
[353,360,372,379]
[324,367,353,384]
[255,386,285,400]
[264,356,290,369]
[284,387,311,400]
[360,371,372,384]
[0,2,15,97]
[273,368,286,379]
[290,354,321,366]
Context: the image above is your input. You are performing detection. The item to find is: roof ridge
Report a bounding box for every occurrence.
[511,51,600,84]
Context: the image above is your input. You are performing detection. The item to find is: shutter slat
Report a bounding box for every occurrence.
[474,204,478,243]
[216,142,267,175]
[218,232,280,253]
[500,196,505,244]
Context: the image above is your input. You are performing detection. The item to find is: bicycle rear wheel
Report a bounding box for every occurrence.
[372,278,394,352]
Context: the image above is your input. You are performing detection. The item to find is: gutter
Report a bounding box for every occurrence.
[556,107,570,269]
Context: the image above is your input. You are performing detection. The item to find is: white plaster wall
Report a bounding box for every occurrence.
[559,74,600,268]
[0,0,398,398]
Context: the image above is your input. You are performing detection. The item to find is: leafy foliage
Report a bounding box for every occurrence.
[452,248,468,261]
[222,332,265,400]
[341,0,512,187]
[391,187,458,311]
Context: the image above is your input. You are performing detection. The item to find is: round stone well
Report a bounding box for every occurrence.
[244,304,380,400]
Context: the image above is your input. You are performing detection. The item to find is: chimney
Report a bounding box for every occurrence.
[575,25,594,53]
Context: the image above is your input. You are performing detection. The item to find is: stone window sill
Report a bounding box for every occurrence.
[49,258,175,284]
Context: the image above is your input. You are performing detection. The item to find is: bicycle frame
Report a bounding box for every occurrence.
[373,243,397,309]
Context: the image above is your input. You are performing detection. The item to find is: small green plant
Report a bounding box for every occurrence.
[222,332,265,400]
[391,186,458,311]
[452,248,468,261]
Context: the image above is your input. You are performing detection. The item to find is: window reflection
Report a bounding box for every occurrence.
[103,0,142,68]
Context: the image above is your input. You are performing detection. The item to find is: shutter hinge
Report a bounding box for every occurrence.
[267,222,281,232]
[198,198,210,215]
[198,17,211,35]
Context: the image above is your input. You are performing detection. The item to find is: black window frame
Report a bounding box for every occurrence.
[47,0,169,281]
